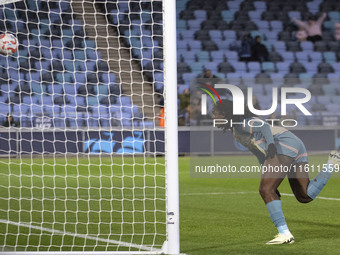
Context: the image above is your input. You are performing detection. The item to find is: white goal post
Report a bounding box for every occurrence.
[0,0,179,254]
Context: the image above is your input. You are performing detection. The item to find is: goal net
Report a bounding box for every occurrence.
[0,0,179,253]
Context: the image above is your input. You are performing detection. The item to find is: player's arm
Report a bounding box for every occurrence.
[292,17,307,29]
[242,119,277,158]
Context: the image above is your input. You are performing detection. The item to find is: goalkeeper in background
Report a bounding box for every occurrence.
[213,99,340,244]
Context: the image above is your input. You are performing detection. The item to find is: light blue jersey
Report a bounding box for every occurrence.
[233,118,308,165]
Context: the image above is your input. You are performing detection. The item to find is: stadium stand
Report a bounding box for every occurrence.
[175,0,340,125]
[0,0,158,128]
[1,0,340,127]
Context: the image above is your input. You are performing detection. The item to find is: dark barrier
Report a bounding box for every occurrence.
[0,127,337,155]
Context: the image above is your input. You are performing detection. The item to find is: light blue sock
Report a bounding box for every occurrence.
[266,200,291,235]
[307,161,334,200]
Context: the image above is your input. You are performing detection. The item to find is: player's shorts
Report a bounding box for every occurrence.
[274,131,308,165]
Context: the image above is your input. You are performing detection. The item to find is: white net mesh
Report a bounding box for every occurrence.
[0,0,166,252]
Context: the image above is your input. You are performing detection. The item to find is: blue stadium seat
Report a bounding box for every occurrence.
[330,63,340,72]
[196,51,210,62]
[209,30,222,40]
[63,84,77,95]
[177,41,188,50]
[227,2,241,11]
[280,52,295,62]
[231,62,247,73]
[177,20,187,30]
[270,21,282,31]
[322,85,337,95]
[182,73,198,84]
[221,10,235,23]
[210,51,225,62]
[288,11,301,20]
[262,62,275,73]
[272,41,286,51]
[101,73,116,84]
[190,62,204,73]
[74,73,87,85]
[323,52,336,63]
[188,40,202,51]
[241,72,256,83]
[154,72,163,83]
[301,61,319,74]
[224,51,238,61]
[181,30,195,40]
[226,73,241,84]
[248,10,263,21]
[276,62,290,74]
[295,52,309,62]
[328,11,340,22]
[187,20,201,30]
[251,30,264,39]
[300,41,314,52]
[309,52,322,62]
[204,62,218,72]
[254,1,267,11]
[194,10,207,20]
[247,62,261,73]
[256,20,269,30]
[223,30,236,41]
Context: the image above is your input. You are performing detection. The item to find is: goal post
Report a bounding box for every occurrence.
[0,0,180,254]
[163,0,180,254]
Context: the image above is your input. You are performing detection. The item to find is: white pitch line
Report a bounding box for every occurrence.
[181,191,340,201]
[281,193,340,201]
[0,219,161,253]
[180,191,256,196]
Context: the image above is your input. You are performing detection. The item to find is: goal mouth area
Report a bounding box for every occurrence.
[0,0,179,253]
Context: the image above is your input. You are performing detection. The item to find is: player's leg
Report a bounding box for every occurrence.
[289,151,340,203]
[287,162,312,203]
[259,154,295,244]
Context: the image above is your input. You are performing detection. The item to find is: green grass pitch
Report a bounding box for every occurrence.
[1,154,340,254]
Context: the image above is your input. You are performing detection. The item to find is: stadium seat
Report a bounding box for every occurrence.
[210,51,225,62]
[301,61,319,74]
[190,62,204,73]
[286,41,301,52]
[224,51,238,61]
[254,1,267,11]
[295,52,309,62]
[218,62,235,73]
[194,10,207,20]
[268,51,282,62]
[202,41,218,51]
[247,62,261,73]
[204,62,219,72]
[323,52,337,63]
[209,30,222,40]
[196,51,210,62]
[188,20,201,31]
[272,41,286,51]
[180,30,195,41]
[328,41,340,52]
[223,30,236,41]
[276,62,290,74]
[232,62,247,73]
[314,41,328,52]
[290,62,306,74]
[262,62,275,73]
[188,40,202,51]
[300,41,314,52]
[248,10,263,21]
[309,52,322,62]
[318,62,334,74]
